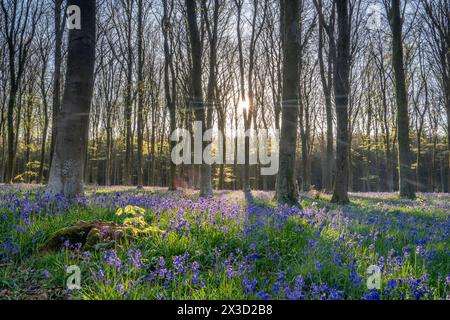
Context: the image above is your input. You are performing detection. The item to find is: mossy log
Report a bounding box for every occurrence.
[38,221,126,254]
[39,217,165,255]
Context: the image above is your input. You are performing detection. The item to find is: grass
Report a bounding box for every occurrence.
[0,188,448,300]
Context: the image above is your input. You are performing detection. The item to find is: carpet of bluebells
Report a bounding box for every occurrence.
[0,186,449,300]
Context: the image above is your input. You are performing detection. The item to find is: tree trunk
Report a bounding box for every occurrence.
[105,122,112,186]
[123,1,134,186]
[136,0,144,189]
[204,0,220,189]
[24,85,33,182]
[275,0,300,205]
[5,83,18,183]
[46,0,96,199]
[447,102,450,192]
[38,61,49,184]
[49,0,63,176]
[218,111,226,190]
[416,128,422,191]
[185,0,212,197]
[365,90,372,192]
[299,94,308,191]
[162,0,177,191]
[390,0,415,199]
[331,0,350,204]
[150,106,156,185]
[317,10,334,193]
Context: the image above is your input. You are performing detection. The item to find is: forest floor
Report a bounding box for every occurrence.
[0,185,449,300]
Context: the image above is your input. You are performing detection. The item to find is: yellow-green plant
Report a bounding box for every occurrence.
[115,205,146,217]
[115,205,163,236]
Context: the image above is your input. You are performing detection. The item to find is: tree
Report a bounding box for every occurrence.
[331,0,351,203]
[122,0,134,186]
[314,0,351,203]
[387,0,416,199]
[202,0,222,188]
[46,0,96,198]
[315,0,335,193]
[234,0,244,190]
[275,0,300,204]
[234,0,268,192]
[162,0,177,191]
[371,30,395,192]
[0,0,41,183]
[421,0,449,192]
[136,0,144,189]
[297,1,316,192]
[36,17,52,183]
[0,0,448,195]
[185,0,212,197]
[49,0,64,176]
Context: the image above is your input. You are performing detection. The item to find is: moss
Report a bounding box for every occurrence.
[39,221,123,254]
[84,227,101,250]
[38,221,93,254]
[38,220,164,254]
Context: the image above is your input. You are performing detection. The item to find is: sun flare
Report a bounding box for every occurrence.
[238,98,250,113]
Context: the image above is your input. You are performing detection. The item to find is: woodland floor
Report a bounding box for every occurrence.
[0,185,449,300]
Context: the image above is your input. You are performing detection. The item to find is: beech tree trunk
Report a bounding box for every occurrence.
[275,0,300,205]
[317,3,334,193]
[185,0,212,197]
[136,0,144,189]
[162,0,177,191]
[46,0,96,199]
[389,0,416,199]
[49,0,63,177]
[331,0,350,204]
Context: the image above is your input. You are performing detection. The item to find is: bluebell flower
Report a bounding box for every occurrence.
[117,284,127,296]
[387,279,398,290]
[226,265,235,278]
[191,261,199,272]
[362,290,380,300]
[315,261,323,272]
[415,245,424,255]
[258,291,270,300]
[328,289,344,300]
[104,250,122,270]
[127,247,144,269]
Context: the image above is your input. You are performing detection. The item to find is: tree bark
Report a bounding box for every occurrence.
[331,0,350,204]
[275,0,300,205]
[185,0,212,197]
[389,0,416,199]
[317,2,334,193]
[46,0,96,199]
[203,0,220,188]
[123,0,134,186]
[0,0,40,182]
[162,0,177,191]
[136,0,144,189]
[49,0,63,177]
[38,52,50,184]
